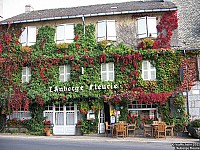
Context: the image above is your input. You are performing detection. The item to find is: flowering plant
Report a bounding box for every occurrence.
[43,120,51,125]
[43,127,51,132]
[138,37,154,49]
[56,43,69,49]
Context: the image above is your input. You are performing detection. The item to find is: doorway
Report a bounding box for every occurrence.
[44,103,77,135]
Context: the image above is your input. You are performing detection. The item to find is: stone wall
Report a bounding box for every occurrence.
[169,0,200,120]
[171,0,200,48]
[188,82,200,120]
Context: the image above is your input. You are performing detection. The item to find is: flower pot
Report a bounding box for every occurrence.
[45,131,51,136]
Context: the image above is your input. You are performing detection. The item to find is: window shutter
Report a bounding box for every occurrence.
[20,27,28,46]
[142,61,148,80]
[108,63,114,81]
[65,24,74,43]
[147,17,157,38]
[137,17,147,38]
[59,65,65,82]
[107,20,116,41]
[101,63,107,81]
[22,67,31,83]
[65,65,71,81]
[22,67,26,83]
[56,25,65,43]
[97,21,106,42]
[28,67,31,82]
[150,63,156,80]
[27,26,36,46]
[150,71,156,80]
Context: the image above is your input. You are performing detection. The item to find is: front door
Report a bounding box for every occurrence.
[44,103,77,135]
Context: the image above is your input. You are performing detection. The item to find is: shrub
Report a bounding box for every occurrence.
[190,119,200,127]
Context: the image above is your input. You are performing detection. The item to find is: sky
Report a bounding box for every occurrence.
[2,0,134,19]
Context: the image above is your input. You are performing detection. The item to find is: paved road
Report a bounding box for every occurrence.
[0,135,175,150]
[0,134,199,150]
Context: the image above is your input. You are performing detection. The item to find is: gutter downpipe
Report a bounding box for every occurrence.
[82,15,85,35]
[183,49,190,116]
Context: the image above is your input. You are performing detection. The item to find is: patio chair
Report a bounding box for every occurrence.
[105,122,114,137]
[143,122,152,137]
[166,122,174,137]
[155,122,166,138]
[127,121,137,137]
[115,123,126,138]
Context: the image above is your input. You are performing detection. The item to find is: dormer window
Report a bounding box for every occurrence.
[56,24,74,44]
[20,26,36,46]
[137,17,157,38]
[97,20,116,42]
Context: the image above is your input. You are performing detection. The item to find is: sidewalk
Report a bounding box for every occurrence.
[0,133,199,144]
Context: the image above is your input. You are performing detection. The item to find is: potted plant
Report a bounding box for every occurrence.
[44,127,51,136]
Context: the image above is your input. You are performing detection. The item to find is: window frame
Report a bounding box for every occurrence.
[101,62,114,81]
[22,66,31,83]
[97,20,116,42]
[137,16,157,38]
[56,24,75,44]
[142,60,156,81]
[59,65,71,82]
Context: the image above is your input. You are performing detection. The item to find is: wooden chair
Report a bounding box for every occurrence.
[115,123,126,138]
[166,122,174,137]
[105,122,113,137]
[127,121,137,137]
[155,122,166,138]
[143,122,152,137]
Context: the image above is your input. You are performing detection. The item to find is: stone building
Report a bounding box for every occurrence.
[0,0,199,135]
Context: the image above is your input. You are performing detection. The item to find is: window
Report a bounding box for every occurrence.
[22,67,31,83]
[97,20,116,42]
[137,17,157,38]
[142,61,156,80]
[20,26,36,46]
[59,65,71,82]
[56,24,74,44]
[101,62,114,81]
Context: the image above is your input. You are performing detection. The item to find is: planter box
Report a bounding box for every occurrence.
[5,126,27,133]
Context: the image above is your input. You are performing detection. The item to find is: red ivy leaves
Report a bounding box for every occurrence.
[154,11,178,49]
[0,43,3,54]
[3,33,12,45]
[98,53,107,63]
[138,92,172,105]
[85,55,94,66]
[40,68,48,83]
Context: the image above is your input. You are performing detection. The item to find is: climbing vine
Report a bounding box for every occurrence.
[0,11,198,130]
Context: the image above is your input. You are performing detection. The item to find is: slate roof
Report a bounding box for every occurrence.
[1,1,177,24]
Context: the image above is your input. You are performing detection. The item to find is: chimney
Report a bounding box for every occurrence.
[25,4,34,13]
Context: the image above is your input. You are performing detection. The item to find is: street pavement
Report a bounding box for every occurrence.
[0,133,199,144]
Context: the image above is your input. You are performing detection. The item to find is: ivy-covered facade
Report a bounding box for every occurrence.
[0,1,197,135]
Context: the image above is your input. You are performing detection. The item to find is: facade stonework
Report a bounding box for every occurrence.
[172,0,200,119]
[172,0,200,48]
